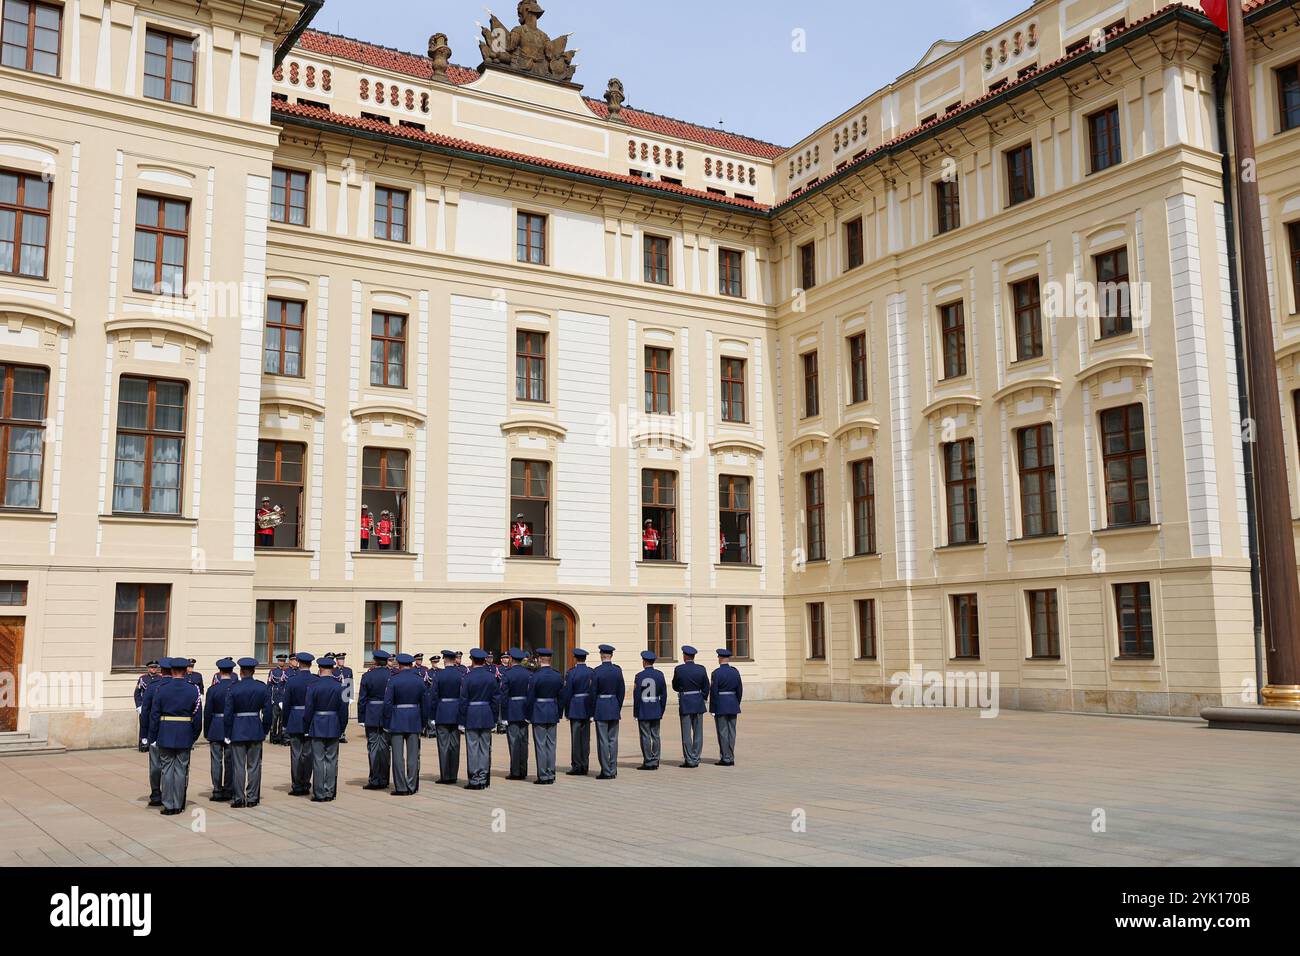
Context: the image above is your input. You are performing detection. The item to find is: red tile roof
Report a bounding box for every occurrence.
[293,29,786,159]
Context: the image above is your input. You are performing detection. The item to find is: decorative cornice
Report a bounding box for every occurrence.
[991,375,1062,405]
[921,393,982,420]
[351,402,428,426]
[1075,353,1154,386]
[104,316,213,347]
[500,415,567,441]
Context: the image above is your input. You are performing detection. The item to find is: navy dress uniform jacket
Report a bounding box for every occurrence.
[526,667,565,724]
[139,676,163,741]
[283,670,319,734]
[459,667,501,730]
[148,680,203,749]
[222,677,273,742]
[672,661,710,715]
[561,664,595,720]
[709,665,743,715]
[304,678,349,739]
[501,665,533,722]
[432,666,464,725]
[356,665,393,728]
[632,667,668,721]
[383,669,429,733]
[203,679,237,741]
[591,662,626,721]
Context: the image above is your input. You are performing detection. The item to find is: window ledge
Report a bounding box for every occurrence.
[1008,534,1065,547]
[1025,656,1063,663]
[0,510,57,522]
[714,563,761,571]
[1112,655,1157,664]
[937,542,984,552]
[257,548,314,557]
[853,657,879,663]
[1093,522,1159,538]
[506,556,560,565]
[637,561,689,569]
[100,514,196,527]
[844,551,881,563]
[949,656,983,663]
[351,551,417,560]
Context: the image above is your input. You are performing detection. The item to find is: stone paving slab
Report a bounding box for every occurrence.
[0,701,1296,866]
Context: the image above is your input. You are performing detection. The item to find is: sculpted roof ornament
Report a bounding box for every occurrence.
[603,78,625,122]
[478,1,579,86]
[428,33,452,83]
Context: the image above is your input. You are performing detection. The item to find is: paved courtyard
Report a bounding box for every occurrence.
[0,701,1296,866]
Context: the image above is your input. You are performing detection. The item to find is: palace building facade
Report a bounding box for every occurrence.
[3,0,1300,747]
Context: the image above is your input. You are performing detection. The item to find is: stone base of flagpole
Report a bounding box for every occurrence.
[1201,688,1300,732]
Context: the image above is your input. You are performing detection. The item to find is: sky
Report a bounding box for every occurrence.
[314,0,1034,147]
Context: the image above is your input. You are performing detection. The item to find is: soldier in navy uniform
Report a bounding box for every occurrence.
[561,648,594,775]
[500,648,532,779]
[282,651,318,795]
[148,658,203,815]
[356,649,393,789]
[222,658,272,807]
[672,646,710,768]
[459,649,499,790]
[334,652,354,744]
[526,648,563,784]
[591,645,625,780]
[304,657,350,801]
[709,649,742,765]
[203,658,238,801]
[633,650,667,770]
[432,650,464,784]
[267,654,289,745]
[135,660,162,753]
[415,654,435,738]
[185,659,203,694]
[454,651,466,674]
[140,662,173,806]
[383,653,428,796]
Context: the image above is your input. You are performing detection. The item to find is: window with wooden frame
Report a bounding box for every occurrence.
[113,583,170,671]
[0,362,47,510]
[361,447,408,552]
[719,248,744,298]
[1100,403,1150,527]
[1027,589,1060,659]
[856,598,877,659]
[935,177,960,234]
[1005,142,1035,206]
[845,217,864,270]
[255,599,296,664]
[1088,104,1122,173]
[718,474,752,565]
[1114,582,1154,659]
[0,167,49,277]
[1095,248,1132,338]
[1012,276,1043,361]
[943,438,979,545]
[641,468,678,563]
[516,330,547,402]
[939,301,966,379]
[373,186,409,242]
[799,241,817,290]
[517,211,546,264]
[132,193,189,295]
[0,580,26,605]
[720,357,746,423]
[255,440,305,550]
[510,459,550,558]
[851,459,876,556]
[143,29,195,106]
[644,234,670,285]
[1017,422,1058,537]
[263,298,305,377]
[847,333,868,405]
[807,602,826,660]
[112,376,186,516]
[802,350,820,418]
[951,593,980,658]
[369,311,407,388]
[1288,221,1300,311]
[725,604,751,659]
[646,604,675,661]
[1278,61,1300,133]
[365,600,401,661]
[804,469,826,562]
[644,346,672,415]
[1,0,61,76]
[270,167,309,226]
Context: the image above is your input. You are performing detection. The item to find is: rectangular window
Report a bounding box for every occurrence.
[851,459,876,556]
[369,312,407,388]
[1012,277,1043,361]
[361,447,408,552]
[644,346,672,415]
[647,604,675,661]
[1088,104,1122,173]
[143,29,194,105]
[935,177,960,234]
[1006,143,1035,206]
[804,469,825,562]
[1114,582,1154,659]
[1027,589,1059,659]
[1,0,60,75]
[720,357,746,423]
[365,601,401,662]
[255,440,305,550]
[944,438,979,545]
[644,234,670,285]
[373,186,408,242]
[270,167,309,226]
[0,362,47,509]
[718,474,752,564]
[940,301,967,379]
[1288,221,1300,311]
[856,599,876,659]
[132,194,189,295]
[516,330,547,403]
[510,459,550,558]
[112,376,186,516]
[808,603,826,659]
[1095,248,1132,338]
[517,211,546,264]
[848,333,868,405]
[0,167,49,277]
[263,298,305,377]
[725,605,751,659]
[1101,403,1150,527]
[113,583,170,670]
[1278,62,1300,133]
[799,241,817,290]
[719,248,744,298]
[641,468,678,563]
[845,217,864,270]
[0,580,26,605]
[951,594,980,658]
[1017,423,1058,537]
[255,600,296,664]
[802,350,820,418]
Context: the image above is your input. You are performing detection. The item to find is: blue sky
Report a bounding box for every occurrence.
[315,0,1033,146]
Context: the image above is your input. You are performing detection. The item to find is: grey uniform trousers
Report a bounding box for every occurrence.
[229,741,263,803]
[595,720,619,777]
[435,724,460,782]
[638,719,662,767]
[209,741,231,796]
[288,733,313,792]
[311,738,339,799]
[532,723,557,782]
[680,713,704,766]
[569,718,591,772]
[714,715,737,763]
[506,722,529,778]
[466,728,492,786]
[148,742,163,802]
[365,727,391,787]
[390,732,420,793]
[158,747,191,811]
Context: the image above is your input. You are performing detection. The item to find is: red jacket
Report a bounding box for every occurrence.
[377,519,393,546]
[360,513,373,540]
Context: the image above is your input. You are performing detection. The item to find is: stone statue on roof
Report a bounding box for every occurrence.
[428,33,452,83]
[478,1,579,84]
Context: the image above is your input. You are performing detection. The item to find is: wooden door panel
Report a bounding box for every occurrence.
[0,618,24,732]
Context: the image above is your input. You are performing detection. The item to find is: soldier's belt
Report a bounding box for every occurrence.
[682,690,701,695]
[235,712,260,717]
[160,716,190,722]
[599,694,616,699]
[509,696,526,701]
[394,704,417,708]
[536,698,556,703]
[571,693,589,698]
[292,705,305,710]
[718,691,736,695]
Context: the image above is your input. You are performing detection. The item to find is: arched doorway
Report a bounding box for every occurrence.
[480,599,576,663]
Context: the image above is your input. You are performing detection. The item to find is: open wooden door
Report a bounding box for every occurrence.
[0,618,24,732]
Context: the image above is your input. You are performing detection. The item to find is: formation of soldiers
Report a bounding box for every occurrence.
[137,644,742,812]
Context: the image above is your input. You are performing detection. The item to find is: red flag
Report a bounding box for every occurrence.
[1200,0,1230,32]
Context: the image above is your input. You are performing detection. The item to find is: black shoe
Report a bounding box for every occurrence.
[362,783,384,790]
[435,779,456,785]
[533,778,554,785]
[246,800,259,808]
[596,773,615,780]
[210,793,230,802]
[147,799,163,807]
[715,760,734,766]
[160,808,181,816]
[230,800,246,808]
[565,769,586,776]
[636,764,657,770]
[289,789,309,797]
[506,775,525,781]
[390,790,408,796]
[464,783,485,790]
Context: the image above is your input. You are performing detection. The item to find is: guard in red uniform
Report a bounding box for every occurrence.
[360,505,374,550]
[377,510,394,550]
[642,519,660,560]
[511,513,532,556]
[256,497,276,548]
